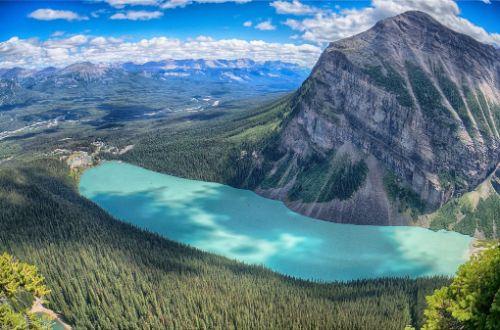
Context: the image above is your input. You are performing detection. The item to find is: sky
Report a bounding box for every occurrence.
[0,0,498,69]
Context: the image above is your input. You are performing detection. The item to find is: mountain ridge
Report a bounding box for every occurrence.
[0,59,309,82]
[0,59,310,109]
[249,11,499,231]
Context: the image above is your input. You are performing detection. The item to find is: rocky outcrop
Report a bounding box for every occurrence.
[256,11,499,226]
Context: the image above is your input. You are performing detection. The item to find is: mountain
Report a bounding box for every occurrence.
[247,11,499,228]
[121,59,309,85]
[0,59,309,94]
[0,60,309,125]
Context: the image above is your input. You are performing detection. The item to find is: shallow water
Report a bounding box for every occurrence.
[79,161,472,281]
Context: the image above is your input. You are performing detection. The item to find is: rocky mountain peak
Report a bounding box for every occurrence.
[327,10,498,73]
[256,11,499,228]
[373,10,442,32]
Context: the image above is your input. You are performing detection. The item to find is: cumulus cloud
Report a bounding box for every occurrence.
[91,9,109,18]
[0,35,321,69]
[255,20,276,31]
[159,0,190,8]
[270,0,317,16]
[110,10,164,20]
[51,31,65,37]
[100,0,252,9]
[101,0,251,9]
[105,0,161,8]
[279,0,500,46]
[28,9,88,21]
[243,20,252,27]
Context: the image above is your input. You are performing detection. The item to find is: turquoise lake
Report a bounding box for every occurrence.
[79,161,472,282]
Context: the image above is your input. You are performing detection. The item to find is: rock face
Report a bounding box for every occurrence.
[256,11,499,226]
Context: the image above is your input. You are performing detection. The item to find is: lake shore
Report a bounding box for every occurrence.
[79,161,473,281]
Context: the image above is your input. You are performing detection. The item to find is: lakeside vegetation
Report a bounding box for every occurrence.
[428,167,499,239]
[120,96,292,187]
[430,193,499,238]
[0,158,453,329]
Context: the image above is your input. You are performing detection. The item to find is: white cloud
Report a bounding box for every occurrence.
[102,0,251,9]
[282,0,500,47]
[160,0,190,8]
[243,20,252,27]
[160,0,251,9]
[105,0,162,8]
[255,20,276,31]
[28,9,88,21]
[0,35,321,69]
[270,0,317,15]
[110,10,163,20]
[194,0,250,3]
[194,35,213,42]
[90,36,109,45]
[283,18,301,30]
[44,35,89,48]
[91,9,109,18]
[51,31,65,37]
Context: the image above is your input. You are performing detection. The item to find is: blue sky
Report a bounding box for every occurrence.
[0,1,498,68]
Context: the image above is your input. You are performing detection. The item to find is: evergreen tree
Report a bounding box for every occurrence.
[423,245,500,329]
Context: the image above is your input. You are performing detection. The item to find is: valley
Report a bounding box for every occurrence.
[0,59,306,149]
[0,158,450,329]
[0,4,498,329]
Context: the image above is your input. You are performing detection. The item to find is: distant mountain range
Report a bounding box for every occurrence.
[0,59,309,107]
[122,59,309,84]
[0,59,310,144]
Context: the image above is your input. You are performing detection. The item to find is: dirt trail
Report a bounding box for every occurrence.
[30,298,72,329]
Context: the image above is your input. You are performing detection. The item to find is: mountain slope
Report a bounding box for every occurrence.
[250,11,499,227]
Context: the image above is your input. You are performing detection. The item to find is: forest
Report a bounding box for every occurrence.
[0,157,452,329]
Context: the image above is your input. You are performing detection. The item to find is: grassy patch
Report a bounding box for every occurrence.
[0,143,20,160]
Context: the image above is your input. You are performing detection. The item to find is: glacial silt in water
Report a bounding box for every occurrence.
[79,161,472,281]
